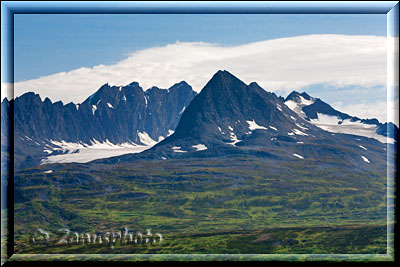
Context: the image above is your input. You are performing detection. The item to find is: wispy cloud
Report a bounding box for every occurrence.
[11,34,387,105]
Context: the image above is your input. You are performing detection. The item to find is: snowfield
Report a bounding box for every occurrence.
[40,139,153,165]
[310,113,395,144]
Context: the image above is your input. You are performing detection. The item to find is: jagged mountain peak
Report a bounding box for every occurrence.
[11,80,197,169]
[104,71,389,169]
[43,97,52,104]
[17,91,42,101]
[155,70,320,152]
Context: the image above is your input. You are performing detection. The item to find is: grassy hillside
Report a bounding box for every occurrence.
[13,155,389,255]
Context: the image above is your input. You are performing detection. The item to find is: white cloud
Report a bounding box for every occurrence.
[11,34,388,105]
[1,82,13,101]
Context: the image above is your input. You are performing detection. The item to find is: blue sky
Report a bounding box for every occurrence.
[10,13,397,125]
[14,14,386,82]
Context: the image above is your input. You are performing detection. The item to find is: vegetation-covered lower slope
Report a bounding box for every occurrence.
[13,154,389,254]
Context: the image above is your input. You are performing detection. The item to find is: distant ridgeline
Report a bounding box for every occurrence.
[284,91,398,140]
[1,81,196,169]
[1,70,397,170]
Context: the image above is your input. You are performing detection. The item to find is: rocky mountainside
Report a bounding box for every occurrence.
[3,70,396,171]
[99,70,390,173]
[2,81,196,170]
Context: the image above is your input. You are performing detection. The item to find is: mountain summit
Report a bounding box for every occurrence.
[102,70,388,172]
[6,70,393,171]
[156,70,321,149]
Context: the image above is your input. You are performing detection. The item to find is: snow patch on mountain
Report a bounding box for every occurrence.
[179,106,186,115]
[284,95,315,119]
[292,129,308,136]
[192,144,207,151]
[298,95,315,106]
[91,105,97,115]
[361,156,370,163]
[284,100,298,111]
[247,120,268,131]
[228,131,241,146]
[138,132,157,146]
[284,100,306,118]
[293,153,304,159]
[295,123,308,130]
[172,146,187,153]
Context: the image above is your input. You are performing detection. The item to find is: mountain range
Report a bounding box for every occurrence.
[1,81,196,169]
[11,70,394,255]
[97,71,393,172]
[1,70,397,170]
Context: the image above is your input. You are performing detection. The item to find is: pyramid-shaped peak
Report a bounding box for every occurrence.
[203,70,246,92]
[212,70,239,80]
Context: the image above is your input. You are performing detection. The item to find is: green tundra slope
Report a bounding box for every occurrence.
[13,153,389,255]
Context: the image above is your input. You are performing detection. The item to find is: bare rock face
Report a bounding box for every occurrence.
[4,81,196,169]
